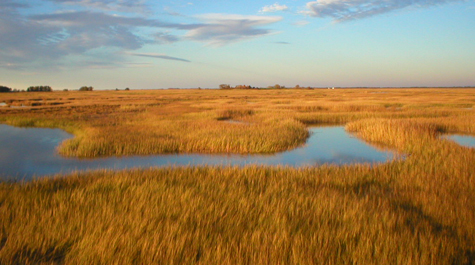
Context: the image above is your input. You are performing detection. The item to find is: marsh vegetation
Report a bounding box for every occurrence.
[0,125,395,180]
[0,88,474,264]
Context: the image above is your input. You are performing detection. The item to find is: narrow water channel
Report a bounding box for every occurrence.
[0,124,397,180]
[443,134,475,148]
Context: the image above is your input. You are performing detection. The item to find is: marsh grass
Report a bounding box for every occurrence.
[1,160,474,264]
[1,88,475,264]
[1,88,474,157]
[216,108,255,120]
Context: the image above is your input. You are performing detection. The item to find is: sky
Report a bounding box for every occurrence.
[0,0,474,90]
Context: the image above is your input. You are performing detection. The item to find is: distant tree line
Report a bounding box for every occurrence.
[27,86,53,92]
[268,84,286,89]
[219,84,257,90]
[266,84,312,89]
[0,85,12,92]
[219,84,315,90]
[79,86,94,91]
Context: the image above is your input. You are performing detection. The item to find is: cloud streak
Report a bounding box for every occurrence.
[303,0,463,22]
[154,32,180,44]
[0,2,29,9]
[0,4,65,68]
[0,7,201,69]
[128,52,191,63]
[0,0,283,70]
[47,0,150,13]
[186,14,282,46]
[260,3,289,13]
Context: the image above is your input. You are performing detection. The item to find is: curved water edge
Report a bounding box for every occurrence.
[442,134,475,148]
[0,124,398,180]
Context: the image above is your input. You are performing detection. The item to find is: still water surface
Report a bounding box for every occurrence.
[444,134,475,148]
[0,124,396,180]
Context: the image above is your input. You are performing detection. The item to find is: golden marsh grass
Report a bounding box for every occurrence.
[1,88,475,264]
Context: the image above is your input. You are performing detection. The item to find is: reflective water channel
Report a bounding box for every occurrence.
[443,134,475,148]
[0,124,397,180]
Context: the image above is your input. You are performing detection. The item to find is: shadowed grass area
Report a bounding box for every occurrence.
[1,88,475,264]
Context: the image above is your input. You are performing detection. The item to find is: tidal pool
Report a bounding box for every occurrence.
[0,124,397,180]
[443,134,475,148]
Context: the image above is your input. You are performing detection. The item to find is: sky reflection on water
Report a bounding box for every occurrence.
[444,134,475,148]
[0,124,397,180]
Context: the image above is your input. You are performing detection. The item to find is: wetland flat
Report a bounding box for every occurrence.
[0,88,474,264]
[0,124,396,180]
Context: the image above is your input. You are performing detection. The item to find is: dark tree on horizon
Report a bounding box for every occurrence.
[0,86,12,92]
[27,86,53,92]
[79,86,94,91]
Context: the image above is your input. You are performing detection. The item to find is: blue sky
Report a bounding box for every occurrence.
[1,0,474,90]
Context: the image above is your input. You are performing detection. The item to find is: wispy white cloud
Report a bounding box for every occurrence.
[46,0,150,14]
[30,11,172,29]
[30,11,156,52]
[0,8,197,69]
[0,5,63,68]
[0,2,282,70]
[154,31,180,44]
[260,3,289,13]
[302,0,464,22]
[0,2,29,9]
[186,14,282,46]
[128,52,191,62]
[292,20,310,26]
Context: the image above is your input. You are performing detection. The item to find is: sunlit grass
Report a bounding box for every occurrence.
[1,88,475,264]
[1,88,474,157]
